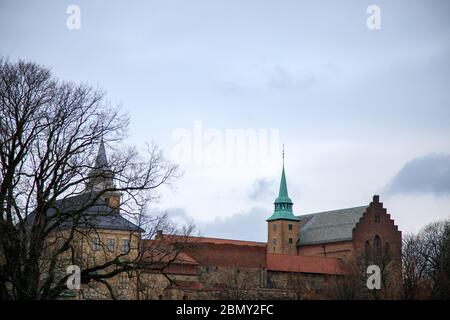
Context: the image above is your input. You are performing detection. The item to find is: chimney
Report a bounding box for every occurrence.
[373,195,380,203]
[105,194,121,210]
[155,230,163,240]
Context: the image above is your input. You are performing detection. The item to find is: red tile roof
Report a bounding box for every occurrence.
[170,251,198,265]
[184,242,267,268]
[266,253,345,275]
[156,235,267,268]
[141,239,199,265]
[148,234,345,275]
[167,280,204,290]
[164,235,267,247]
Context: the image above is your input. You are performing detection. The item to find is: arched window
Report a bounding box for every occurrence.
[365,240,371,264]
[374,235,381,262]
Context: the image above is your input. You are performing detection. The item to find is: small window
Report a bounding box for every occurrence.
[289,238,293,244]
[107,238,115,252]
[272,238,277,245]
[288,224,293,230]
[374,235,381,262]
[273,224,277,231]
[92,237,101,251]
[375,214,380,223]
[121,239,130,253]
[118,273,129,290]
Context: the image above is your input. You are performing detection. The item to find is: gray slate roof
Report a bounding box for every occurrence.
[297,206,368,245]
[25,193,143,233]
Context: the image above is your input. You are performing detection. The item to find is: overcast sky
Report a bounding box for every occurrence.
[1,0,449,241]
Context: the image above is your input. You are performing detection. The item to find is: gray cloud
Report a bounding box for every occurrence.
[165,207,189,219]
[248,177,276,201]
[199,207,268,242]
[166,207,269,242]
[385,153,450,195]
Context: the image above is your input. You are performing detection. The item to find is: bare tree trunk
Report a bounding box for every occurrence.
[0,58,192,300]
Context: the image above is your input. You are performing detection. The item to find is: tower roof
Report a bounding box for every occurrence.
[266,148,300,222]
[274,165,293,205]
[85,140,114,192]
[94,139,109,169]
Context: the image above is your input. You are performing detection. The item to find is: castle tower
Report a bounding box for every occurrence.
[266,148,300,255]
[85,139,121,209]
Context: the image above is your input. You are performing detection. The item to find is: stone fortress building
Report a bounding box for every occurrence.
[59,142,403,299]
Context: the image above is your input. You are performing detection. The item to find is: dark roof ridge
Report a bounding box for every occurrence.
[297,205,368,217]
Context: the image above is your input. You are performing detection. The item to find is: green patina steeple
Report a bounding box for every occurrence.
[275,165,292,204]
[266,146,300,222]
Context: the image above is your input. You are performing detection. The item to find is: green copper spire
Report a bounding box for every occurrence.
[274,164,292,204]
[266,145,300,222]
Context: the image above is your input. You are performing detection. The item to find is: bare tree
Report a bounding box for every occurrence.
[324,255,368,300]
[0,58,192,300]
[220,266,253,300]
[402,233,430,299]
[287,273,316,300]
[402,220,450,300]
[325,251,402,300]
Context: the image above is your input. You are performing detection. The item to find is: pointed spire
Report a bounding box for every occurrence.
[266,145,299,222]
[94,138,109,169]
[85,139,114,192]
[275,161,292,205]
[276,144,291,203]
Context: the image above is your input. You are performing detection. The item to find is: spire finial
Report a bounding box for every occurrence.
[282,144,285,166]
[100,124,104,143]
